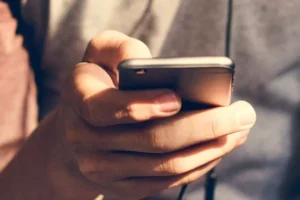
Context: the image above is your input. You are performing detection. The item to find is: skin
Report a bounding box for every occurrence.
[0,30,256,200]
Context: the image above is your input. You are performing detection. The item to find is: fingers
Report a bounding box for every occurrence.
[78,155,219,200]
[149,101,256,151]
[112,159,220,200]
[76,131,246,180]
[75,101,255,152]
[121,131,247,177]
[63,30,256,199]
[129,101,255,153]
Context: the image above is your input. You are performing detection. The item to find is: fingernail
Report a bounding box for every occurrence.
[155,92,180,113]
[238,107,256,128]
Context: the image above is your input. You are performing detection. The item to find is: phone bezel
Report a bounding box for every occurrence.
[118,57,235,72]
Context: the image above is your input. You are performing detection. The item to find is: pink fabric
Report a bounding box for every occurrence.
[0,2,37,171]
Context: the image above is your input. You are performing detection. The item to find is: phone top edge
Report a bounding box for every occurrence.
[118,57,234,71]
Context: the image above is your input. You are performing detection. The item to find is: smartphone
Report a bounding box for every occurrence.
[118,57,235,110]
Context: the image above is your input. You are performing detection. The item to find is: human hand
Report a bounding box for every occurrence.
[52,31,256,200]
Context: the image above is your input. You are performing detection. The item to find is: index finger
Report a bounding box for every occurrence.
[65,31,181,127]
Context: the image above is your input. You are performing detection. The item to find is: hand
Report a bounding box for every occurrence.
[52,31,256,200]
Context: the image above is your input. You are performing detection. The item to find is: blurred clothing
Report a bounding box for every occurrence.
[0,2,37,171]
